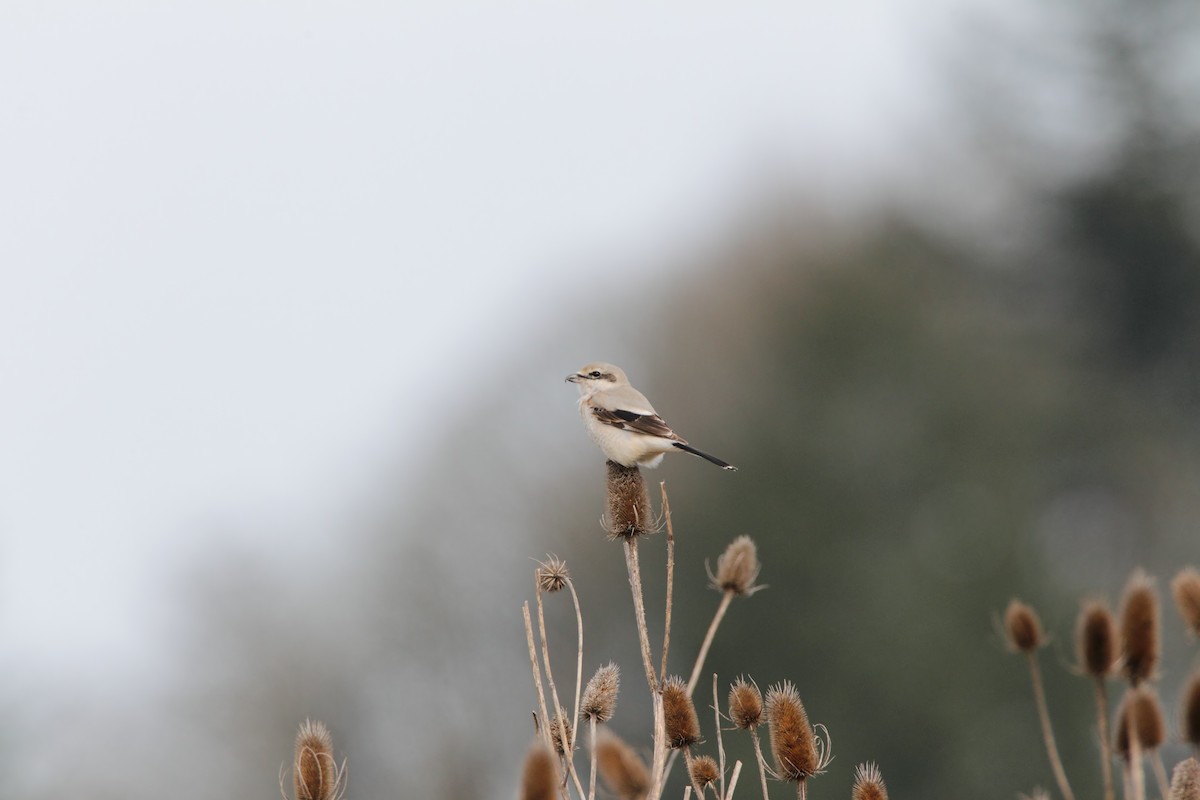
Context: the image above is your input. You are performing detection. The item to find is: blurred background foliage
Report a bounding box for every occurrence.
[16,2,1200,799]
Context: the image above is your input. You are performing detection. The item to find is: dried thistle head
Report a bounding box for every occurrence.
[662,675,702,749]
[1077,600,1117,678]
[690,755,720,790]
[536,555,570,593]
[1120,569,1160,686]
[549,714,574,755]
[728,677,763,730]
[605,461,655,539]
[1172,567,1200,638]
[852,762,888,800]
[1182,670,1200,749]
[765,681,830,781]
[595,729,651,799]
[582,663,620,723]
[711,535,763,596]
[293,719,345,800]
[1115,687,1166,761]
[1004,599,1044,654]
[519,741,560,800]
[1171,758,1200,800]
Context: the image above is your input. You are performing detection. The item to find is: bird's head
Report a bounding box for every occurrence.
[565,362,627,394]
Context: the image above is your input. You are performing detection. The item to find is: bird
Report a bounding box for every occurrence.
[566,361,737,471]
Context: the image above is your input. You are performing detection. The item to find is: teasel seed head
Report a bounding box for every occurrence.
[582,662,620,723]
[1172,567,1200,638]
[690,755,721,790]
[293,719,345,800]
[519,741,560,800]
[765,680,830,781]
[549,713,574,755]
[595,729,651,799]
[1004,599,1044,653]
[1120,569,1160,686]
[711,535,763,596]
[1171,758,1200,800]
[1182,670,1200,749]
[605,461,655,539]
[852,762,888,800]
[535,555,569,593]
[662,675,702,749]
[728,677,764,730]
[1077,600,1118,678]
[1115,686,1166,761]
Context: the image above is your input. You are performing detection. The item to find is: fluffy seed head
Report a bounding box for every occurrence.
[1182,670,1200,748]
[1116,687,1166,761]
[595,730,651,799]
[293,719,344,800]
[519,741,560,800]
[1077,600,1118,678]
[1171,758,1200,800]
[605,461,655,539]
[549,714,574,755]
[765,681,821,781]
[1004,599,1043,653]
[536,555,569,593]
[1120,570,1160,686]
[728,677,764,730]
[581,663,620,723]
[852,762,888,800]
[1172,568,1200,637]
[712,535,763,596]
[662,675,702,749]
[690,755,720,789]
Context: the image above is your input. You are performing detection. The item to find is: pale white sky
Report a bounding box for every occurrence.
[0,2,999,684]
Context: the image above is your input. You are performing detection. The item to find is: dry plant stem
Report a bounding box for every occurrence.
[587,717,598,800]
[714,674,727,800]
[567,578,585,757]
[1128,724,1144,800]
[623,536,667,798]
[661,482,675,683]
[796,780,806,800]
[688,591,734,696]
[749,727,771,800]
[536,586,587,800]
[1094,678,1115,800]
[1150,751,1169,800]
[726,761,743,800]
[524,602,553,752]
[1027,652,1075,800]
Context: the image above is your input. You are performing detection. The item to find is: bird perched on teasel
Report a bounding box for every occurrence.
[566,362,737,471]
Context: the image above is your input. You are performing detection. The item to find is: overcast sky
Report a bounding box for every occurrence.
[0,2,1002,689]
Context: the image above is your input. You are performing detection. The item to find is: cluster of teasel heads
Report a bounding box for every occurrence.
[520,461,885,800]
[1003,567,1200,800]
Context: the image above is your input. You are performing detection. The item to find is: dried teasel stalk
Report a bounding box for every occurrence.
[606,461,655,539]
[1120,570,1160,686]
[519,741,560,800]
[292,720,346,800]
[1004,599,1044,653]
[852,762,888,800]
[1172,567,1200,638]
[595,730,651,800]
[765,680,831,798]
[1171,759,1200,800]
[663,675,702,749]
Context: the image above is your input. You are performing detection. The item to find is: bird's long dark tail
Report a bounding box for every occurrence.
[672,442,737,471]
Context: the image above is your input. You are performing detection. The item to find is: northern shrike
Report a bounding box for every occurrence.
[566,362,737,471]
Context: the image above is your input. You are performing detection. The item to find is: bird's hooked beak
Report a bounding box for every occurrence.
[565,372,583,383]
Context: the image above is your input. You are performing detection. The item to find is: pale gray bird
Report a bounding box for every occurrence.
[566,362,737,471]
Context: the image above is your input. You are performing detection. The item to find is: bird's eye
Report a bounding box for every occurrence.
[589,371,602,378]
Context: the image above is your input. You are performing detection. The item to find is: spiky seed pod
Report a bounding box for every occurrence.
[852,762,888,800]
[728,677,764,730]
[1115,687,1167,761]
[605,461,655,539]
[765,681,819,781]
[690,755,720,789]
[1171,758,1200,800]
[549,714,574,755]
[713,535,762,596]
[294,719,342,800]
[582,663,620,723]
[1182,670,1200,748]
[536,555,569,593]
[595,730,651,799]
[1172,568,1200,637]
[1077,600,1118,677]
[1120,570,1160,686]
[519,741,560,800]
[1004,599,1044,653]
[662,675,702,749]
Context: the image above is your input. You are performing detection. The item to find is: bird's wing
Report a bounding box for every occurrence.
[590,407,683,442]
